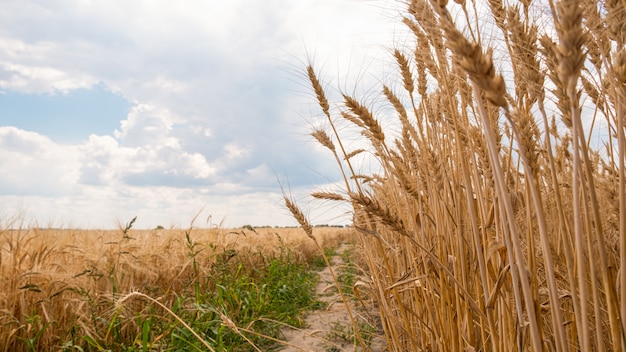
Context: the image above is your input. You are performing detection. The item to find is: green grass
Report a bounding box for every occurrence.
[310,246,338,270]
[337,247,358,296]
[326,320,376,350]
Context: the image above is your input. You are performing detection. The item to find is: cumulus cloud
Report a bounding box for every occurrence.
[80,104,218,188]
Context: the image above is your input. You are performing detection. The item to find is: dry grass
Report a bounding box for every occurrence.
[0,225,352,350]
[299,0,626,350]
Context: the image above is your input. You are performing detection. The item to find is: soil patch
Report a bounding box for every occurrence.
[280,244,387,352]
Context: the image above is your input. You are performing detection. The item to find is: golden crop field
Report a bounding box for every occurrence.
[0,224,354,350]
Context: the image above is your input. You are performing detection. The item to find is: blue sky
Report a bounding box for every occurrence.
[0,83,130,142]
[0,0,406,228]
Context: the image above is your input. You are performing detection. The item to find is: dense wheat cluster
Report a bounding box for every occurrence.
[298,0,626,350]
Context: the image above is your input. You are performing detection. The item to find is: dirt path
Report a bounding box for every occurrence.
[280,244,387,352]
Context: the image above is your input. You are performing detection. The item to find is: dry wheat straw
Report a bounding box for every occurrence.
[433,1,546,348]
[616,47,626,349]
[299,0,625,349]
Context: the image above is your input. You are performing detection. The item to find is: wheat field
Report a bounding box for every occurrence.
[291,0,626,350]
[0,223,352,350]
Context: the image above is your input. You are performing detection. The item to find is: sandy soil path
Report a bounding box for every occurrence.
[280,244,387,352]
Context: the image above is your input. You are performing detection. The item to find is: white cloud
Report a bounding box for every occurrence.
[223,143,249,160]
[0,127,80,195]
[0,61,97,94]
[78,134,118,185]
[114,104,180,148]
